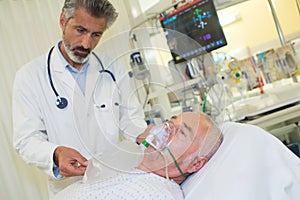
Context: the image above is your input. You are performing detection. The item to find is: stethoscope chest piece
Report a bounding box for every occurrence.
[56,97,68,109]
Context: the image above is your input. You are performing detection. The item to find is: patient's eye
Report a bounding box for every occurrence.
[177,127,186,140]
[179,128,185,135]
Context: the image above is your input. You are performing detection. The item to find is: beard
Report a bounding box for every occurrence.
[62,35,91,64]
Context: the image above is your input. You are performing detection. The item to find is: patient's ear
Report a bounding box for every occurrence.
[187,156,208,173]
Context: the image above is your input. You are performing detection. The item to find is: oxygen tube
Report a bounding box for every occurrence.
[140,139,171,181]
[140,124,184,200]
[141,140,182,200]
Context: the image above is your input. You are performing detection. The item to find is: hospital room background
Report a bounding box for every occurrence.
[0,0,300,199]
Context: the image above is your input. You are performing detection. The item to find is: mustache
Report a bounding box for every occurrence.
[72,46,91,54]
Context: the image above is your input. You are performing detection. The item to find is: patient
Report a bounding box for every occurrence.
[54,112,223,200]
[182,120,300,200]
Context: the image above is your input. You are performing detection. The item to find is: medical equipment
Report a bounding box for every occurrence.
[47,46,117,109]
[92,52,121,109]
[129,51,150,109]
[141,122,186,177]
[130,51,150,80]
[159,0,227,64]
[47,47,68,109]
[276,45,298,78]
[141,123,172,150]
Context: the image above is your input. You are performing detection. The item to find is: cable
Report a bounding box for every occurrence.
[142,77,151,109]
[173,61,187,108]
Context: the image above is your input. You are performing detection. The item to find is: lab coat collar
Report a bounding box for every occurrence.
[50,45,67,73]
[47,45,76,92]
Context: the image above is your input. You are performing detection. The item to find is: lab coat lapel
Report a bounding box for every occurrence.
[51,46,77,93]
[85,56,101,109]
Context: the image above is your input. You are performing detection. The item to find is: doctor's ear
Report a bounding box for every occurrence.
[59,13,66,28]
[187,156,208,174]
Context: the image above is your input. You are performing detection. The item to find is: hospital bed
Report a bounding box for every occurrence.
[182,122,300,200]
[55,121,300,200]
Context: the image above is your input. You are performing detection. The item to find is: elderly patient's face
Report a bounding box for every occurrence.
[143,112,207,178]
[168,113,203,158]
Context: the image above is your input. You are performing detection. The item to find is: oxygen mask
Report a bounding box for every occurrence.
[140,122,186,178]
[141,122,173,151]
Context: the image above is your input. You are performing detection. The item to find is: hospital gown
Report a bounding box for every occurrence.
[53,169,184,200]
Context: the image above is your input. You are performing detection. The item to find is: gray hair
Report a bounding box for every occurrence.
[61,0,118,29]
[183,114,223,167]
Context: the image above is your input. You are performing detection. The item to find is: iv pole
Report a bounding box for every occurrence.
[267,0,286,46]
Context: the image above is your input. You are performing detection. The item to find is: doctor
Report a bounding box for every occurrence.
[12,0,147,197]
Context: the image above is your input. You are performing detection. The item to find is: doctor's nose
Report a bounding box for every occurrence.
[80,34,93,49]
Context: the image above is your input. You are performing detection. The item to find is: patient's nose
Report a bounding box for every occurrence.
[166,122,177,143]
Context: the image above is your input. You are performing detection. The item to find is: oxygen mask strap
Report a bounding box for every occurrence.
[165,147,187,177]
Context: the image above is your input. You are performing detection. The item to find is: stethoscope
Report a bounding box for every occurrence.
[47,46,118,109]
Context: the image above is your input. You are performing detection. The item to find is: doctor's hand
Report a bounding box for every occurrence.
[53,146,88,177]
[136,124,154,145]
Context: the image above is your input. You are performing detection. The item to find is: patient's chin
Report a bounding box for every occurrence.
[143,150,175,172]
[144,149,161,161]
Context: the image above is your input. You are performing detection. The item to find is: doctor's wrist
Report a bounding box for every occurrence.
[136,137,140,145]
[136,134,146,145]
[53,146,63,166]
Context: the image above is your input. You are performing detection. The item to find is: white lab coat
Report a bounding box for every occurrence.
[12,45,147,197]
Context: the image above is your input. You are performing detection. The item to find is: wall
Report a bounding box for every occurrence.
[0,1,63,199]
[216,0,300,55]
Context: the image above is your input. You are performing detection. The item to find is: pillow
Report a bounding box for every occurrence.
[182,122,300,200]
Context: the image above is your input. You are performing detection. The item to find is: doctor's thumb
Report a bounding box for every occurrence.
[77,157,88,167]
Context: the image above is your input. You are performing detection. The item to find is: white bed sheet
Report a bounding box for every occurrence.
[182,122,300,200]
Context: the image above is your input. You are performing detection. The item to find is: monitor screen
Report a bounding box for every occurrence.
[160,0,227,63]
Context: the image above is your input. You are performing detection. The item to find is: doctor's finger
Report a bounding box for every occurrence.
[60,164,86,177]
[74,156,88,167]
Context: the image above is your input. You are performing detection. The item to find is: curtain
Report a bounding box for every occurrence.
[0,0,65,199]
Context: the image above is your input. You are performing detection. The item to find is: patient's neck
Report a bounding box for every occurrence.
[171,175,187,184]
[137,163,187,184]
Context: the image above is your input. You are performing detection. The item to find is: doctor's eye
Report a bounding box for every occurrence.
[76,27,87,35]
[92,32,102,39]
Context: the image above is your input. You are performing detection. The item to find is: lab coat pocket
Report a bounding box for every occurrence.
[93,99,120,139]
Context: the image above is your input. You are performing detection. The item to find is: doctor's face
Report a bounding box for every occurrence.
[59,7,107,66]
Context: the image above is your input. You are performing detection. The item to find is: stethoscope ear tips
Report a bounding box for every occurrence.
[56,97,68,109]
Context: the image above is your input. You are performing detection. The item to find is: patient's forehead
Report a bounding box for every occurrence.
[173,112,199,125]
[170,113,204,156]
[172,112,200,135]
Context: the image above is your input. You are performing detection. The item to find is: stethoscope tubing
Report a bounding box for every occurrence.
[47,45,117,109]
[47,46,59,97]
